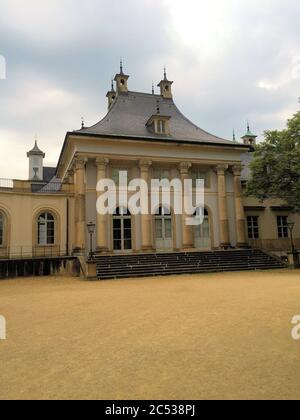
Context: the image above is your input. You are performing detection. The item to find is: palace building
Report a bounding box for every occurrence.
[0,65,299,268]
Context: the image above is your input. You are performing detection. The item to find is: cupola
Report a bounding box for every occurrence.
[27,138,45,181]
[242,122,257,146]
[106,80,116,109]
[114,60,129,94]
[157,67,173,99]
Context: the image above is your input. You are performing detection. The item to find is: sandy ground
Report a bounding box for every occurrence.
[1,270,300,400]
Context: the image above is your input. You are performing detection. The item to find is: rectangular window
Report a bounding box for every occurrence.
[156,120,166,134]
[111,169,129,186]
[191,170,209,188]
[277,216,289,239]
[247,216,259,239]
[153,168,170,181]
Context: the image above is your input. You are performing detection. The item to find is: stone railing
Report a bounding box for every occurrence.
[0,178,14,189]
[0,178,74,194]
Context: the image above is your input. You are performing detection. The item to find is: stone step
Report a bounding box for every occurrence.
[97,265,284,280]
[95,249,286,280]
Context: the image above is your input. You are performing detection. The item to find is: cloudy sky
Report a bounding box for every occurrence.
[0,0,300,179]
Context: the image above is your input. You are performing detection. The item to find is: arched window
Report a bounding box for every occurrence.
[38,212,55,245]
[0,211,4,246]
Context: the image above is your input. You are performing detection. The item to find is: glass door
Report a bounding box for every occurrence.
[113,208,132,252]
[155,207,173,251]
[194,209,211,250]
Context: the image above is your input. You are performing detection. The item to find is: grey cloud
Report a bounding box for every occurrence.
[0,0,300,178]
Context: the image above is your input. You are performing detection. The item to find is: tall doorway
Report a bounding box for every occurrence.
[113,207,132,252]
[194,208,211,250]
[155,206,173,251]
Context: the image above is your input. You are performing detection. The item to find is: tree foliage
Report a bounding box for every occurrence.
[246,112,300,213]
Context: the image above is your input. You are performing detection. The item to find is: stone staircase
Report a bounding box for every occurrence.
[95,249,286,280]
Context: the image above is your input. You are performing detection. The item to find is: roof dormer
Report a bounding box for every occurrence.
[146,101,171,135]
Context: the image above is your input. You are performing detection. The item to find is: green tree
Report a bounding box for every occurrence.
[246,112,300,213]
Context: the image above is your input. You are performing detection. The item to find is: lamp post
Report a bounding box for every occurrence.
[87,221,96,260]
[287,220,295,254]
[287,220,299,268]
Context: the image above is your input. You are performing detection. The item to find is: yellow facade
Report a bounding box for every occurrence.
[0,68,299,260]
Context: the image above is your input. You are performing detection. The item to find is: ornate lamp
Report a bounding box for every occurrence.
[87,221,96,260]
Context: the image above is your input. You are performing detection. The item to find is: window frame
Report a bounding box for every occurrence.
[153,168,170,181]
[111,168,130,187]
[37,212,56,246]
[191,169,210,189]
[247,216,260,240]
[277,215,289,239]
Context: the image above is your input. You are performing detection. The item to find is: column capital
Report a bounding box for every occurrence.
[74,156,88,170]
[215,164,229,175]
[178,161,192,174]
[232,164,243,177]
[139,160,152,169]
[95,157,110,167]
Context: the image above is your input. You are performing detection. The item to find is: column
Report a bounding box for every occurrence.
[66,168,74,185]
[96,158,110,253]
[179,162,194,250]
[216,164,230,248]
[139,160,153,251]
[232,164,247,247]
[74,156,87,252]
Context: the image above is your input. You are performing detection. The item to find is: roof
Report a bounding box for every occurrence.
[43,167,56,183]
[27,141,45,157]
[242,124,257,139]
[75,91,235,145]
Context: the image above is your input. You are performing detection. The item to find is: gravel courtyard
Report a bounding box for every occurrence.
[1,270,300,400]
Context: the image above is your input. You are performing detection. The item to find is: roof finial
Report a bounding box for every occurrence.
[81,117,85,129]
[120,58,124,75]
[111,78,115,92]
[247,121,250,132]
[233,129,237,143]
[152,82,155,95]
[164,66,167,80]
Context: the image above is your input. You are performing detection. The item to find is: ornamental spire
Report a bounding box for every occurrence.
[164,66,167,80]
[233,129,237,143]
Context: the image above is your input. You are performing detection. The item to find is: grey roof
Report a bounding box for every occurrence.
[27,141,45,157]
[40,177,62,193]
[76,91,234,145]
[241,152,254,180]
[43,166,56,183]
